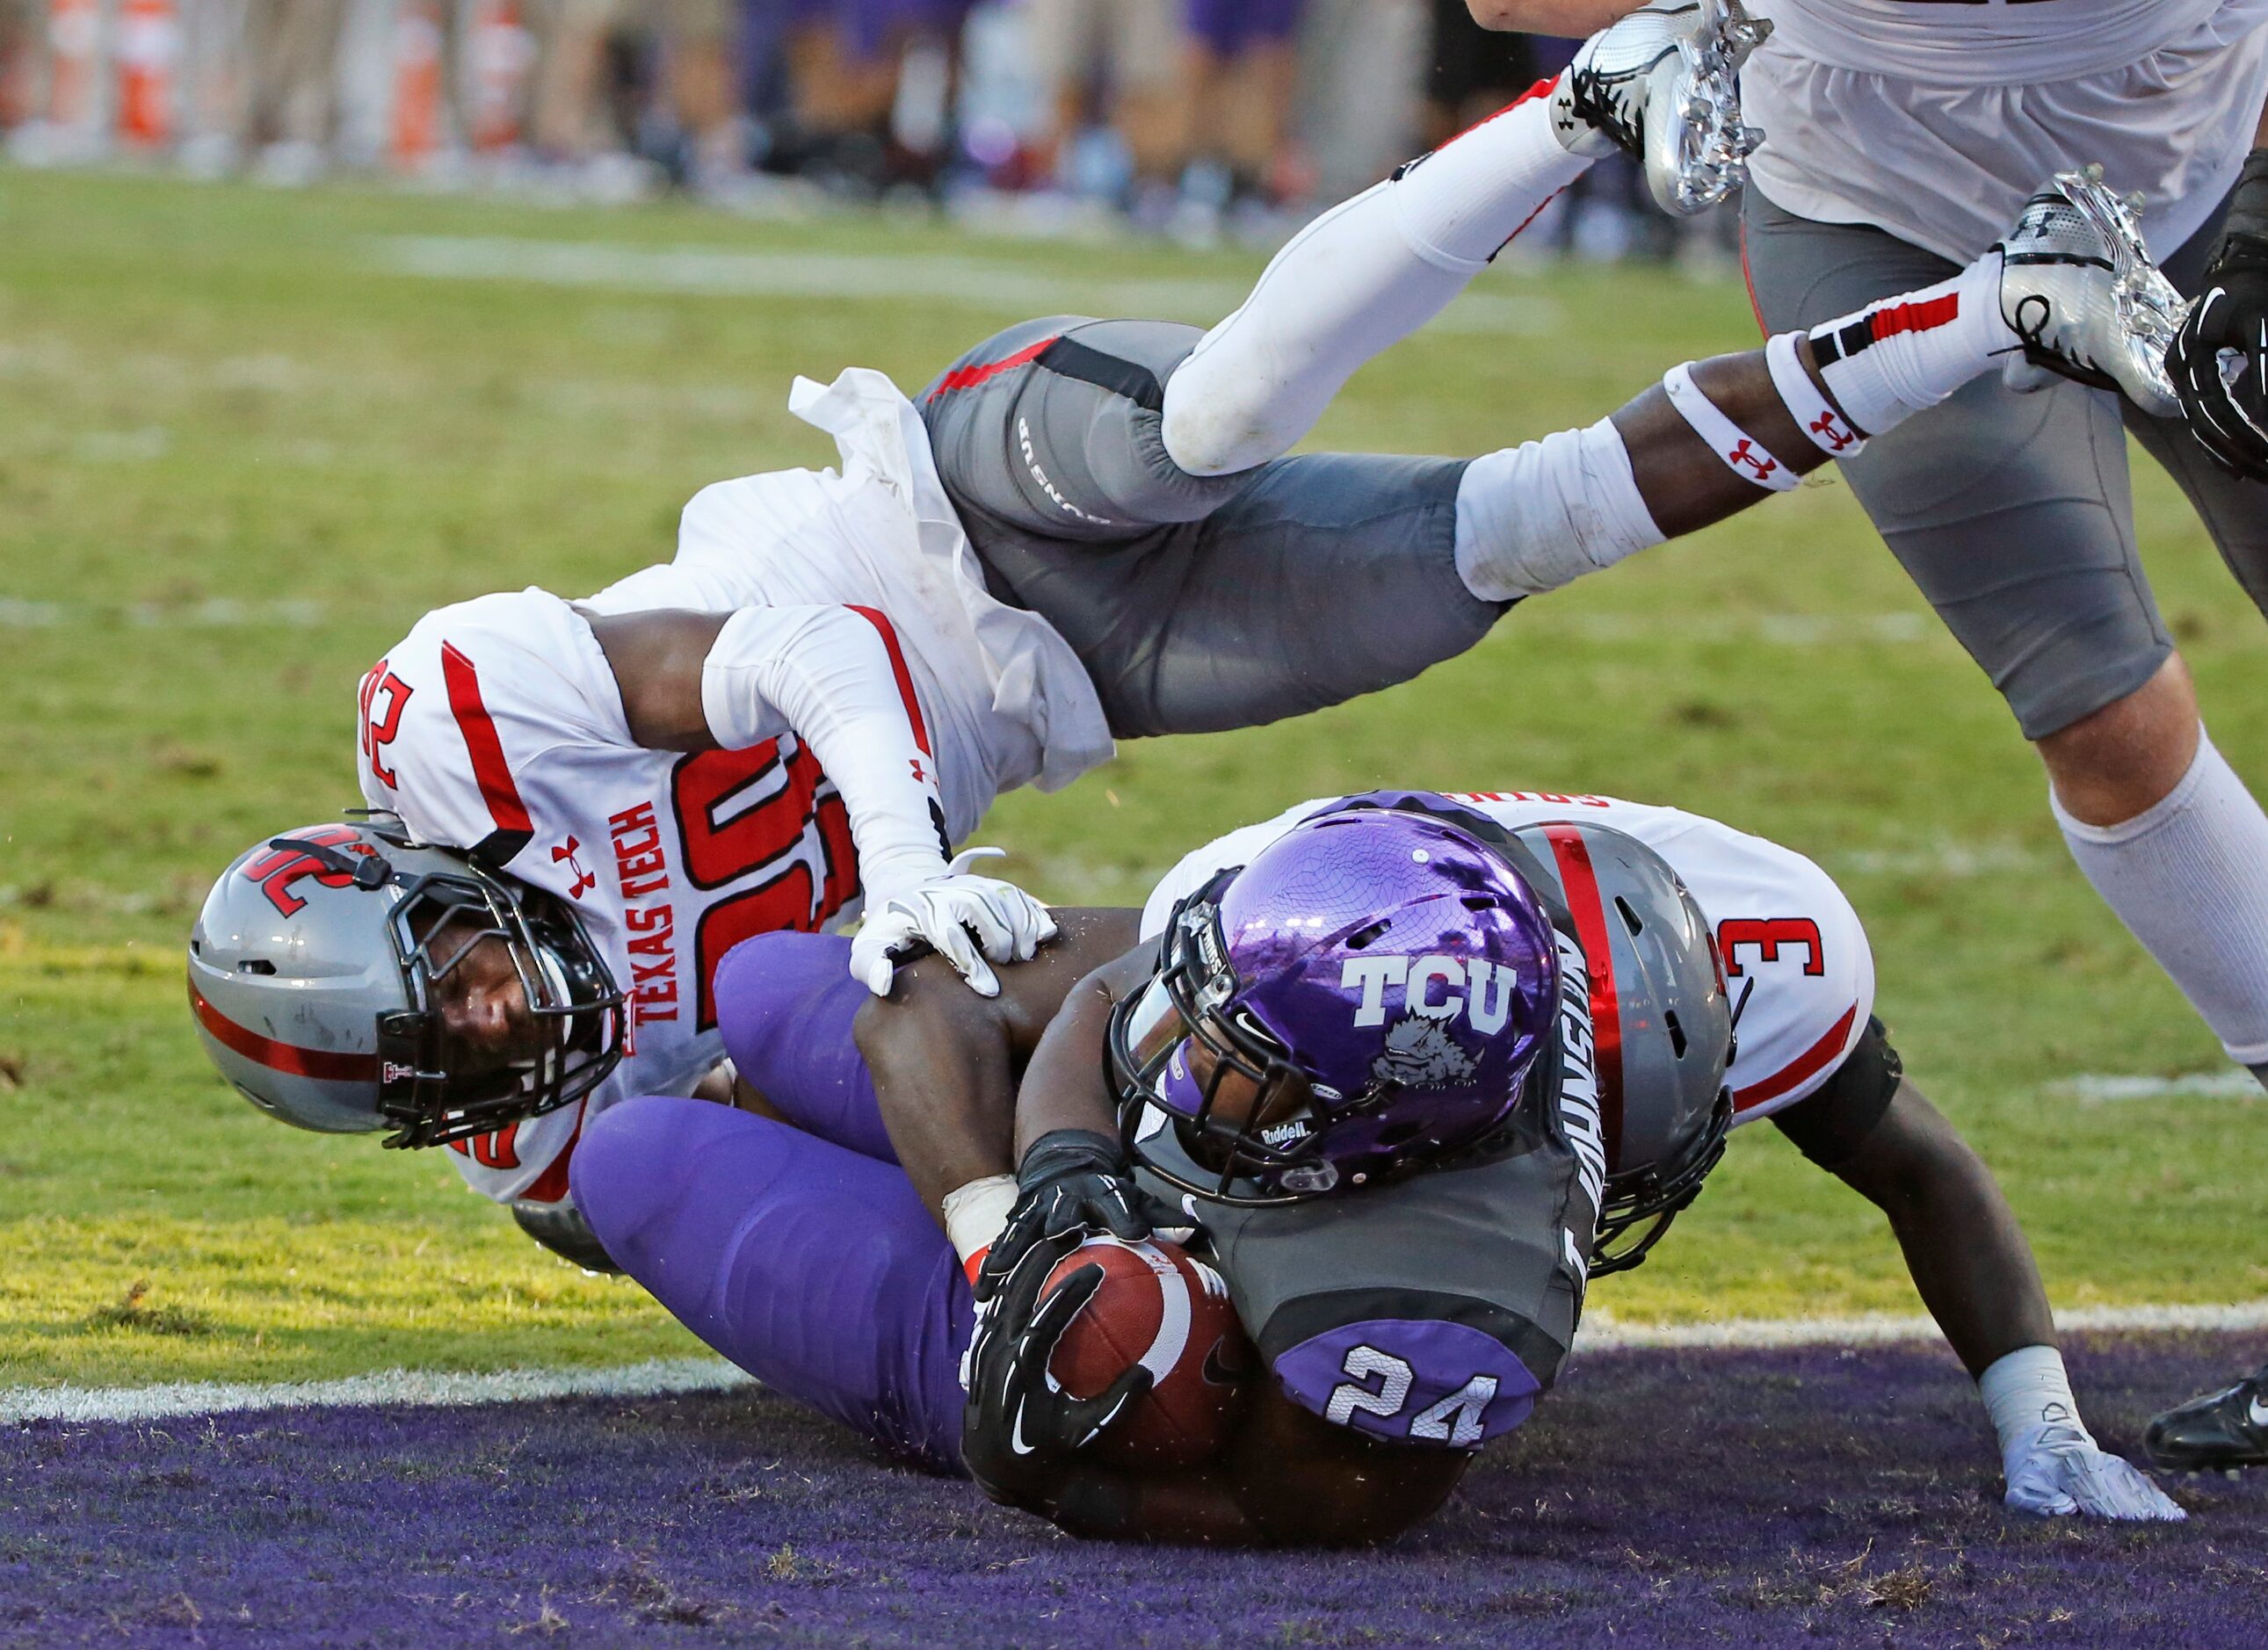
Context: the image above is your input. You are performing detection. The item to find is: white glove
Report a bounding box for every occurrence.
[2002,1423,2186,1522]
[849,848,1058,1000]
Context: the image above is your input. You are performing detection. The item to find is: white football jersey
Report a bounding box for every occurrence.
[357,372,1113,1203]
[1745,0,2268,262]
[1141,791,1873,1125]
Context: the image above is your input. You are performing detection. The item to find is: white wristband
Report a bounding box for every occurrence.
[1978,1344,2089,1451]
[1766,331,1870,456]
[1661,362,1801,492]
[942,1174,1019,1282]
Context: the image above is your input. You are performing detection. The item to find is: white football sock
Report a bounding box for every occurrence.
[1807,251,2017,438]
[2051,728,2268,1068]
[1453,416,1666,602]
[1163,86,1586,478]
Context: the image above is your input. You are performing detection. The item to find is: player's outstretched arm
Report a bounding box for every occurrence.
[854,912,1141,1222]
[1773,1024,2184,1523]
[583,604,1055,998]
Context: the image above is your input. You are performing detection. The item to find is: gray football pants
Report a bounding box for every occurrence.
[918,316,1499,739]
[1742,187,2268,742]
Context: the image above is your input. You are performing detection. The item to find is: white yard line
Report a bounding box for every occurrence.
[11,1303,2266,1426]
[370,235,1561,337]
[1,1357,753,1426]
[2060,1072,2264,1104]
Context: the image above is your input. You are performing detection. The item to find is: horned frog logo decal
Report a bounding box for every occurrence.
[1372,1012,1479,1089]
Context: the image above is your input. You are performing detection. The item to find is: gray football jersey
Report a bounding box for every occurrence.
[1134,987,1601,1451]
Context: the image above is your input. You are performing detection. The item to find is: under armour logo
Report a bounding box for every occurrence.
[552,836,597,900]
[1728,438,1779,482]
[1808,412,1856,452]
[909,757,928,786]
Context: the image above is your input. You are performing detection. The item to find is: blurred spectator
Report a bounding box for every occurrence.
[0,0,35,131]
[1421,0,1533,145]
[1183,0,1306,213]
[0,0,1714,264]
[1024,0,1185,216]
[242,0,345,179]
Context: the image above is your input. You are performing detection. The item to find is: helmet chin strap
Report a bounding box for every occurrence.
[269,836,395,891]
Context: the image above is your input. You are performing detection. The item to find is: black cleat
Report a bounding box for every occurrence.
[2144,1362,2268,1471]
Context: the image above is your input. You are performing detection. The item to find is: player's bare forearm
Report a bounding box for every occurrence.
[1612,341,1837,538]
[1827,1080,2056,1377]
[1466,0,1638,36]
[1011,943,1158,1161]
[858,911,1141,1218]
[580,607,728,750]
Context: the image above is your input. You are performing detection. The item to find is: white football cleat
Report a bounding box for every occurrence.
[1553,0,1770,216]
[1996,167,2190,418]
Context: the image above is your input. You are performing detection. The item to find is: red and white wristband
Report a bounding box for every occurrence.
[1765,330,1870,458]
[1661,361,1801,492]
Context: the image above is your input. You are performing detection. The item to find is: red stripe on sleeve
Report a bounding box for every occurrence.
[440,641,534,838]
[925,335,1061,401]
[844,605,934,759]
[1734,1003,1860,1113]
[190,983,379,1084]
[1542,825,1624,1172]
[519,1107,584,1204]
[1866,293,1960,343]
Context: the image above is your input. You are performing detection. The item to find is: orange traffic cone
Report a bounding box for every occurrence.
[44,0,101,130]
[391,0,445,168]
[114,0,178,147]
[467,0,533,154]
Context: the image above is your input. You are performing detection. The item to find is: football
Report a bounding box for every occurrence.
[1044,1235,1253,1469]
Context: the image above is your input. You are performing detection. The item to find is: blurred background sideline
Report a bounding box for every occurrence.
[0,0,1738,264]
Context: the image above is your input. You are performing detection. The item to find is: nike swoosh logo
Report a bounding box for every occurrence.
[1010,1402,1037,1457]
[2248,1394,2268,1429]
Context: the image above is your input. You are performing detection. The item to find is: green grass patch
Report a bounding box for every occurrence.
[3,168,2264,1386]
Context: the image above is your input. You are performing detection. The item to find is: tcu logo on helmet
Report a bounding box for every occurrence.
[1340,954,1525,1035]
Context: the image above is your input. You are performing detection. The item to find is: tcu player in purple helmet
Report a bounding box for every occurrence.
[192,1,2223,1272]
[1473,0,2268,1467]
[566,792,2178,1541]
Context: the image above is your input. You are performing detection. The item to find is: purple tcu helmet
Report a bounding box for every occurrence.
[1110,799,1562,1205]
[188,820,624,1149]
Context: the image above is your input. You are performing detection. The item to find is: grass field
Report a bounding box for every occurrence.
[3,167,2265,1393]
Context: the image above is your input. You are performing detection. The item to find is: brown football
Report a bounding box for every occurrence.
[1044,1235,1253,1469]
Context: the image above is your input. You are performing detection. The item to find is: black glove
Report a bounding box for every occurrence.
[973,1128,1156,1305]
[2167,150,2268,482]
[960,1234,1152,1510]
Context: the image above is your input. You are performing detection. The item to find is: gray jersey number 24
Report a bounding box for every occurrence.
[1323,1343,1499,1448]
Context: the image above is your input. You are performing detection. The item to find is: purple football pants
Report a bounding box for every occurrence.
[572,933,974,1473]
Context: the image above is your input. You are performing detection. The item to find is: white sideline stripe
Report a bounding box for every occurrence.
[2061,1071,2263,1103]
[1576,1299,2268,1355]
[1,1357,754,1427]
[11,1303,2268,1426]
[371,235,1560,337]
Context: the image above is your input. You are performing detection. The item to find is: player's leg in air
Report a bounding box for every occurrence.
[918,0,2193,741]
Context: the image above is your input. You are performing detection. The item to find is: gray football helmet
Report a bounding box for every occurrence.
[1507,819,1734,1275]
[187,820,625,1149]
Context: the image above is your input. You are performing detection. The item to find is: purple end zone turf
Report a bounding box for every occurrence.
[5,1332,2264,1648]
